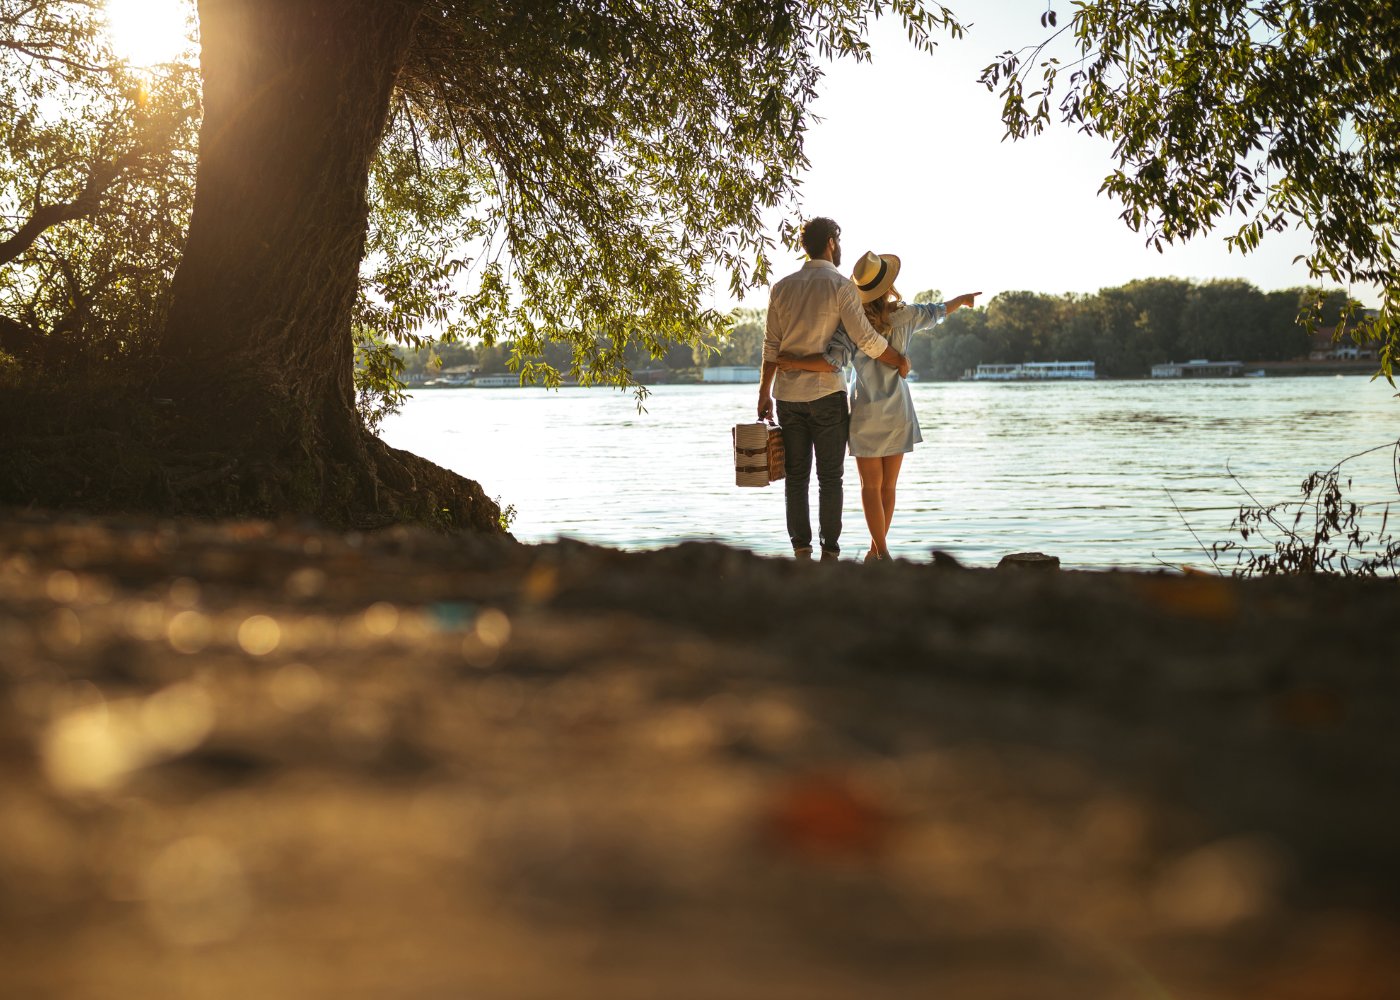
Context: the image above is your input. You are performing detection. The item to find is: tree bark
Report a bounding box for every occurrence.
[159,0,501,532]
[165,0,416,411]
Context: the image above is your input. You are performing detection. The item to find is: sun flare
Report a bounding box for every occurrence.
[104,0,193,68]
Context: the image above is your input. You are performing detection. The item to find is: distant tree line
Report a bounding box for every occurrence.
[391,279,1355,383]
[391,333,697,382]
[910,280,1354,379]
[715,280,1355,381]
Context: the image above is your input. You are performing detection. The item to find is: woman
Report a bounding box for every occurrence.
[778,250,979,561]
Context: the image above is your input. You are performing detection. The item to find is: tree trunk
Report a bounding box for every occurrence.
[158,0,501,532]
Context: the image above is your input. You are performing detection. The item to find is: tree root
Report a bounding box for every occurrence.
[0,374,506,535]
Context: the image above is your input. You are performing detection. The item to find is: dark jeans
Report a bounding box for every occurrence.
[777,391,849,555]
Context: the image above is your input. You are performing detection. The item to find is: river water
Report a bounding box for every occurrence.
[378,376,1399,571]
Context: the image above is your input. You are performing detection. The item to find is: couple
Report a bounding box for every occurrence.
[757,216,979,562]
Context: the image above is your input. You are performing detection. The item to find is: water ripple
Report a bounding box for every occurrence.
[380,378,1398,571]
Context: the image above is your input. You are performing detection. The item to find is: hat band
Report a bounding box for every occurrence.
[857,259,888,292]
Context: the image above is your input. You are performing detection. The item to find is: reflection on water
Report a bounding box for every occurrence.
[378,377,1398,570]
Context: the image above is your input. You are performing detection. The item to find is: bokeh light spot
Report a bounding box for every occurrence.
[475,608,512,648]
[237,615,281,656]
[362,601,399,638]
[43,701,138,794]
[42,682,215,795]
[284,567,327,599]
[45,570,81,603]
[166,610,211,654]
[140,682,215,755]
[268,663,325,713]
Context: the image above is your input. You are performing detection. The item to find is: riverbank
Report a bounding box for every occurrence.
[404,357,1385,388]
[1250,359,1383,377]
[2,509,1397,998]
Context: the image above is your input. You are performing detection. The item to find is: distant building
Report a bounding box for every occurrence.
[1151,359,1244,378]
[703,366,762,384]
[1308,316,1378,361]
[440,364,477,385]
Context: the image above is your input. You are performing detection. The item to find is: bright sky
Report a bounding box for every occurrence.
[103,0,191,67]
[732,6,1368,309]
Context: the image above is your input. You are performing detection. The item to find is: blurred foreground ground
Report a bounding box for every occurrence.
[1,511,1397,999]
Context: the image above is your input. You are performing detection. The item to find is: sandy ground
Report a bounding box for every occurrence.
[1,510,1398,999]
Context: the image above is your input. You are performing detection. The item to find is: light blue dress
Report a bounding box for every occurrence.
[824,302,946,457]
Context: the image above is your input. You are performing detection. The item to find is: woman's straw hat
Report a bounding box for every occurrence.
[851,251,901,303]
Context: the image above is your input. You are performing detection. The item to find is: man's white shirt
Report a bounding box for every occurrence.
[763,259,891,402]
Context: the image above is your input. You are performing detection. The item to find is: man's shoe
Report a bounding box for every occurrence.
[820,549,840,563]
[793,547,813,560]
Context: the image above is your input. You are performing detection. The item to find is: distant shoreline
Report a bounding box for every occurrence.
[405,362,1383,389]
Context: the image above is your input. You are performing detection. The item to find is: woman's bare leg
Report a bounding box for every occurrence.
[880,454,904,546]
[855,456,888,559]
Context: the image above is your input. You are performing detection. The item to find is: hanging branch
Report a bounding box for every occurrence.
[0,147,146,268]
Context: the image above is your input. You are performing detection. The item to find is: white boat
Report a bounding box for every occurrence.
[967,361,1096,381]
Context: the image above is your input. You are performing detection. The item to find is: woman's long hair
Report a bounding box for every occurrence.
[863,287,901,334]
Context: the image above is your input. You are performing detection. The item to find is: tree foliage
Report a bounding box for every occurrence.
[0,0,198,370]
[3,0,966,423]
[7,0,1393,415]
[349,0,962,417]
[943,280,1342,378]
[981,1,1400,381]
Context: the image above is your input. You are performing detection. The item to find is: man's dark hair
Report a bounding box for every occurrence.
[799,217,840,259]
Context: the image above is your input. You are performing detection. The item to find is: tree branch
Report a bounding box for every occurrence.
[0,149,140,268]
[0,37,104,74]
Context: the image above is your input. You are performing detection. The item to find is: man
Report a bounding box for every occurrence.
[758,217,909,561]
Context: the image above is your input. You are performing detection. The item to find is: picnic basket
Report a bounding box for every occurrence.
[733,421,785,487]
